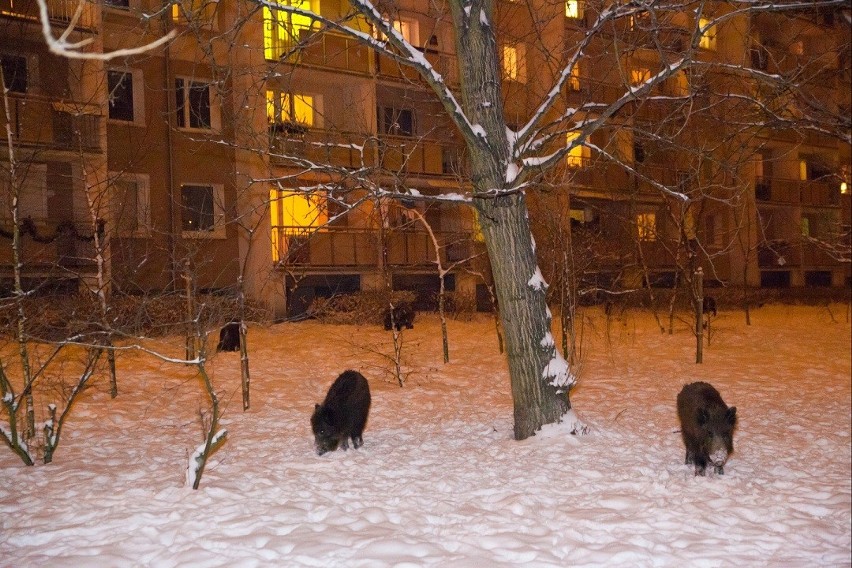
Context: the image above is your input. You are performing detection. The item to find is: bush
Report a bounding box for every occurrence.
[0,291,267,340]
[308,290,417,325]
[443,292,477,321]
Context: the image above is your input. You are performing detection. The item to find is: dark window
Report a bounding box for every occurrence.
[107,70,134,121]
[0,55,27,93]
[760,270,791,288]
[379,106,414,136]
[750,46,768,70]
[104,0,130,7]
[114,178,140,234]
[805,271,832,287]
[181,184,215,232]
[175,78,212,129]
[633,142,645,163]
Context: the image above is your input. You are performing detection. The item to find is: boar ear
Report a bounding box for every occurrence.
[697,408,709,426]
[726,406,737,425]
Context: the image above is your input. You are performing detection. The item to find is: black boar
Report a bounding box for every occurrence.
[677,381,737,475]
[217,322,240,352]
[311,370,371,456]
[383,304,415,331]
[702,296,717,317]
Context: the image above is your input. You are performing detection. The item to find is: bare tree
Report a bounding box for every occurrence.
[23,0,849,441]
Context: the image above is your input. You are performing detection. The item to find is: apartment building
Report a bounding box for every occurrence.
[1,0,848,319]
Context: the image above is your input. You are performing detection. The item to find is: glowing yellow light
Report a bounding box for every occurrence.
[841,182,848,194]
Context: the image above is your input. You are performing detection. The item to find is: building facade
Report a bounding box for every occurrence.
[1,0,849,318]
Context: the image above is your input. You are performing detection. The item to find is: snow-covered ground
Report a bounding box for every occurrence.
[1,304,850,567]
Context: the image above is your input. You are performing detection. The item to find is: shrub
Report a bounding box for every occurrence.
[309,290,417,325]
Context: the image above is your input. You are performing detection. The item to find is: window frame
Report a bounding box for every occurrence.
[109,172,151,238]
[698,18,717,51]
[565,0,584,20]
[0,53,28,94]
[180,183,226,239]
[171,0,219,30]
[565,131,591,168]
[266,89,323,129]
[0,163,47,223]
[502,43,527,83]
[107,68,145,124]
[637,212,657,241]
[174,77,220,132]
[378,106,415,137]
[264,0,318,60]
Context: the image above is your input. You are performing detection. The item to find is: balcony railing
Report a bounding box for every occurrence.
[273,226,472,268]
[376,48,459,87]
[269,129,468,177]
[296,31,372,75]
[756,176,840,206]
[0,223,98,270]
[1,94,102,151]
[0,0,96,30]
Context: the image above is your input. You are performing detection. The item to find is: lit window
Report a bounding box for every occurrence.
[841,182,849,194]
[269,189,327,260]
[668,71,689,96]
[270,190,327,234]
[266,90,316,127]
[699,18,717,50]
[565,0,583,19]
[566,131,590,168]
[631,67,651,86]
[502,44,527,83]
[171,0,218,28]
[568,64,581,91]
[264,0,317,60]
[801,217,810,237]
[637,212,656,241]
[392,17,419,45]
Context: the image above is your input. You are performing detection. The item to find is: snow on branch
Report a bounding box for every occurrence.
[588,143,690,202]
[35,0,176,60]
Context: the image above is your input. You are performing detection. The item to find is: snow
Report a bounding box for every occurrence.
[1,305,850,566]
[528,266,548,291]
[505,162,520,184]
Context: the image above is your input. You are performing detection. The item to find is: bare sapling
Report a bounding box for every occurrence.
[182,266,228,489]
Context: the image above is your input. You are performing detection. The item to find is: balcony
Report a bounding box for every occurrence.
[1,94,102,152]
[564,158,631,193]
[269,128,374,170]
[0,0,95,30]
[0,221,98,272]
[296,31,372,75]
[269,128,467,177]
[755,177,840,206]
[273,226,472,269]
[376,48,459,87]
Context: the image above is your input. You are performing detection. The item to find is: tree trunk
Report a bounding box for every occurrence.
[446,0,572,439]
[476,194,571,440]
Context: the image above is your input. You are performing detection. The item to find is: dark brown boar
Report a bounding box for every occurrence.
[677,381,737,475]
[311,370,371,456]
